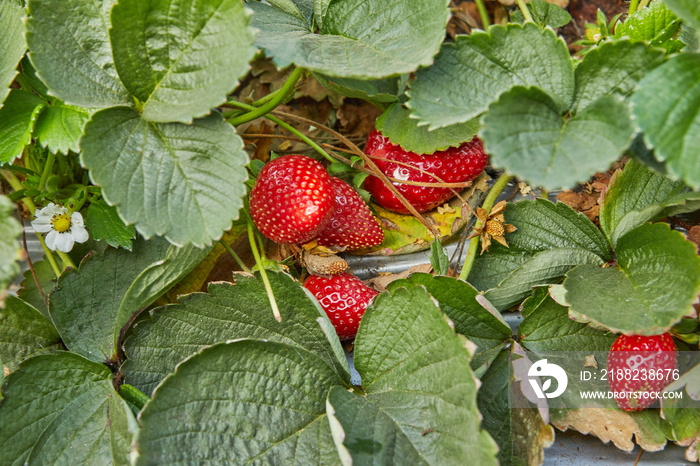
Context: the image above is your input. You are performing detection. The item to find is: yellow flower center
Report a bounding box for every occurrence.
[485,219,505,237]
[51,213,72,233]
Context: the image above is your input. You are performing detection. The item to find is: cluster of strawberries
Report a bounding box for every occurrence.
[249,153,382,341]
[249,129,488,340]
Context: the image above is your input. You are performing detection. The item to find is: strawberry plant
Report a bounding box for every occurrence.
[1,0,700,464]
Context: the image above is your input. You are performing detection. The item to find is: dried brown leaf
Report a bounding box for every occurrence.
[365,263,433,292]
[551,408,668,452]
[336,101,383,137]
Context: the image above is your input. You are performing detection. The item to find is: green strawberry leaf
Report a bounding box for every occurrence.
[375,103,479,154]
[0,352,135,465]
[0,195,22,300]
[312,73,408,107]
[632,53,700,189]
[84,199,136,250]
[386,273,512,371]
[133,340,344,464]
[477,349,555,466]
[249,0,450,79]
[481,87,634,190]
[483,248,606,312]
[0,0,26,106]
[599,158,700,248]
[664,0,700,30]
[518,287,616,354]
[18,56,49,99]
[0,296,61,373]
[662,362,700,449]
[429,240,450,275]
[661,365,700,451]
[332,285,498,465]
[25,0,130,108]
[0,89,46,164]
[614,1,681,46]
[17,258,56,318]
[564,223,700,335]
[48,237,210,362]
[110,0,256,123]
[80,107,248,247]
[669,363,700,400]
[571,40,666,115]
[509,0,572,28]
[32,102,90,154]
[469,199,610,310]
[407,23,574,129]
[121,271,350,395]
[681,24,700,51]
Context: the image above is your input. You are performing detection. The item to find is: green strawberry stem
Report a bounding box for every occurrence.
[515,0,534,23]
[38,151,56,192]
[57,250,77,270]
[628,0,640,14]
[247,220,282,322]
[119,384,150,411]
[458,173,513,282]
[225,89,297,120]
[1,169,62,279]
[474,0,490,30]
[229,67,306,127]
[226,100,338,164]
[219,239,251,273]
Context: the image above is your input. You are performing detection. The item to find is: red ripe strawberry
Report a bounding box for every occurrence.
[304,273,378,340]
[250,155,335,244]
[315,177,384,251]
[607,333,677,411]
[363,129,488,214]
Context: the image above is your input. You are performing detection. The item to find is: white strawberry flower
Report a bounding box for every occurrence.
[31,203,89,253]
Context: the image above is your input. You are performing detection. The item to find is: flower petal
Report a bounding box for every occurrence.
[55,232,75,253]
[37,203,65,217]
[45,230,59,251]
[31,218,53,233]
[71,212,84,227]
[71,225,89,243]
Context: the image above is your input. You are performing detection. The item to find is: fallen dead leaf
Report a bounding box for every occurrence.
[518,182,532,196]
[557,190,597,211]
[297,76,345,107]
[584,355,598,369]
[244,121,275,161]
[686,439,698,462]
[551,408,668,452]
[688,226,700,253]
[336,100,383,138]
[366,263,433,292]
